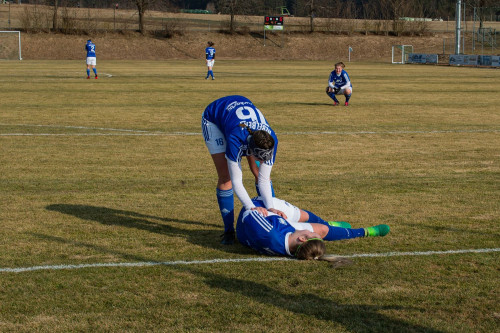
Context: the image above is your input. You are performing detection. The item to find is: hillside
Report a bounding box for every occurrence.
[21,31,458,62]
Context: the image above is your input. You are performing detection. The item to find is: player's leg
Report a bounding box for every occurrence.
[325,86,339,105]
[311,222,390,241]
[86,62,91,78]
[92,62,97,78]
[202,117,235,244]
[212,153,235,244]
[342,86,352,106]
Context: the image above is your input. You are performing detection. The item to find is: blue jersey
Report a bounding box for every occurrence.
[206,47,215,60]
[85,42,96,57]
[202,95,278,165]
[328,69,351,88]
[236,210,295,256]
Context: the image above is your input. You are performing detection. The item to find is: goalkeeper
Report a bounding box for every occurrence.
[236,196,390,260]
[326,62,352,106]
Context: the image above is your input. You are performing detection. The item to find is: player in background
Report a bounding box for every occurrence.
[202,95,284,245]
[205,41,216,80]
[326,62,352,106]
[85,39,98,79]
[236,196,390,259]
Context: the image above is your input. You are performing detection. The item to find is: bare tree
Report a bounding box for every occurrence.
[134,0,156,34]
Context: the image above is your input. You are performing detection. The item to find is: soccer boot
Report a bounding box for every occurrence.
[327,221,352,228]
[95,76,98,79]
[220,231,235,245]
[333,102,339,106]
[364,224,390,237]
[344,102,349,106]
[87,76,90,79]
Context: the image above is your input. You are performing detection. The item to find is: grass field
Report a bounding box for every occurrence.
[0,60,499,332]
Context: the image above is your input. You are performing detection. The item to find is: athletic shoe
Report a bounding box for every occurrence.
[333,102,339,106]
[327,221,352,228]
[220,231,235,245]
[344,102,349,106]
[87,76,90,79]
[364,224,390,237]
[205,77,209,80]
[212,77,215,80]
[95,76,98,79]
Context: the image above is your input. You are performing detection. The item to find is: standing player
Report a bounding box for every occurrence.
[205,41,216,80]
[236,196,390,259]
[202,95,284,245]
[326,62,352,106]
[85,39,98,79]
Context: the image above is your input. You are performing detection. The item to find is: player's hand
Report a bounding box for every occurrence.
[333,87,340,93]
[268,208,287,220]
[251,206,268,216]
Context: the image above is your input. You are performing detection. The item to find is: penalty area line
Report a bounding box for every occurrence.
[1,248,499,274]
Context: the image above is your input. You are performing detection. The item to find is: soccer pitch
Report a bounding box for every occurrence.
[0,60,499,332]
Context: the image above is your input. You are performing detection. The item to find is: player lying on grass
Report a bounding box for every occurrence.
[236,196,389,260]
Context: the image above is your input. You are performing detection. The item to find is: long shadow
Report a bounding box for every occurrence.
[45,204,254,255]
[183,266,445,333]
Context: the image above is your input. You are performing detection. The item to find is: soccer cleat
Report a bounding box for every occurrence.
[327,221,352,228]
[364,224,390,237]
[212,77,215,80]
[95,76,98,79]
[87,76,90,79]
[333,102,339,106]
[344,102,349,106]
[220,231,235,245]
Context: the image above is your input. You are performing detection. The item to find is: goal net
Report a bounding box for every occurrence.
[0,31,22,60]
[392,45,413,64]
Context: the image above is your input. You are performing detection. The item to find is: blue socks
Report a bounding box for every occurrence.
[207,70,214,79]
[303,209,326,223]
[323,226,365,241]
[93,68,97,76]
[86,69,90,77]
[345,93,351,103]
[216,188,234,233]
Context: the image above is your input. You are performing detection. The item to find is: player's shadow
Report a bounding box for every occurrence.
[290,101,336,106]
[183,266,445,333]
[45,204,254,255]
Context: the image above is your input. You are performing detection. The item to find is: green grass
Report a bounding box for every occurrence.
[0,60,499,332]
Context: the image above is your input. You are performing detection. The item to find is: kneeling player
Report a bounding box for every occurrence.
[236,197,389,260]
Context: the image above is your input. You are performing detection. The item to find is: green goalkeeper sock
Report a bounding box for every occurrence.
[327,221,352,228]
[364,224,390,237]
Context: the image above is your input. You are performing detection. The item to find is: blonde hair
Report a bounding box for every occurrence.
[335,62,345,69]
[295,239,326,260]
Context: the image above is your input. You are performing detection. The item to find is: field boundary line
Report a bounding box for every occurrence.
[1,248,498,274]
[1,127,499,137]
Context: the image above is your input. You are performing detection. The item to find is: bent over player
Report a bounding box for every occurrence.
[202,95,284,245]
[236,196,390,259]
[326,62,352,106]
[85,39,98,79]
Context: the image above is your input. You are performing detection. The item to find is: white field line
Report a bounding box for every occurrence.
[1,248,498,274]
[0,124,499,137]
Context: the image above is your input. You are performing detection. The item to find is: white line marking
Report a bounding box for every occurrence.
[1,248,498,273]
[0,127,499,137]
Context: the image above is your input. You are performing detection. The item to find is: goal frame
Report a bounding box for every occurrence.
[392,45,413,64]
[0,31,22,60]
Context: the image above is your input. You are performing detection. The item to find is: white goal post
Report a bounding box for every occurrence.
[0,31,22,60]
[392,45,413,64]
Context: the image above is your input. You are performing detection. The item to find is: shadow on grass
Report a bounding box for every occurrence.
[289,101,336,106]
[184,267,445,333]
[45,204,254,255]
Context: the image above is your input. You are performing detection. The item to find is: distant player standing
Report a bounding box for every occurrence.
[326,62,352,106]
[85,39,98,79]
[205,41,215,80]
